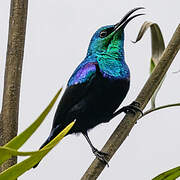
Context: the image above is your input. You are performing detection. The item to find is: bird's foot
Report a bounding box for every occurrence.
[121,101,143,116]
[92,148,109,167]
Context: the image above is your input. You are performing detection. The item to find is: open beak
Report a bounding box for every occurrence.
[113,7,145,33]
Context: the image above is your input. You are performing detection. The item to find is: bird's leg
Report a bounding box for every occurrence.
[82,132,109,167]
[117,101,143,115]
[102,102,143,124]
[112,101,143,118]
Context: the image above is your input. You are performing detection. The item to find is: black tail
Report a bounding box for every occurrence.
[33,125,63,168]
[33,138,51,168]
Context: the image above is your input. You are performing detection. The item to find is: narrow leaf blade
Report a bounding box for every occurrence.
[134,21,165,108]
[4,88,62,149]
[0,88,62,165]
[153,166,180,180]
[0,121,75,180]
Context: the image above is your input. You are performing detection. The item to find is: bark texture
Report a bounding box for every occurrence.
[0,0,28,172]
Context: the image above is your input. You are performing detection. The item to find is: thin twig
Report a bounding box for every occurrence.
[141,103,180,118]
[81,24,180,180]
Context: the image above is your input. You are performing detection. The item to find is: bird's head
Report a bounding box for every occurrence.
[87,7,144,59]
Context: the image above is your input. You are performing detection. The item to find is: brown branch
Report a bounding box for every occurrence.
[0,0,28,172]
[81,24,180,180]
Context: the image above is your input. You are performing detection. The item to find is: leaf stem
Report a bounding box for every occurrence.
[141,103,180,118]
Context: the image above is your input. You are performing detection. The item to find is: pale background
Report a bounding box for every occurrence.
[0,1,180,180]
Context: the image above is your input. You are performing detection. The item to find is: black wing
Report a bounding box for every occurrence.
[52,62,101,128]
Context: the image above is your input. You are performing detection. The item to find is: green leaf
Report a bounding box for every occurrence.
[0,146,47,165]
[0,121,75,180]
[153,166,180,180]
[0,88,62,165]
[0,87,75,180]
[134,21,165,108]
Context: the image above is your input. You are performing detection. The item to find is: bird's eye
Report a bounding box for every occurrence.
[99,30,108,38]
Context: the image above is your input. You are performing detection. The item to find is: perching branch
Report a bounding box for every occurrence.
[0,0,28,172]
[81,24,180,180]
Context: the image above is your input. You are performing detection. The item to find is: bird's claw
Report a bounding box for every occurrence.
[93,148,109,167]
[122,101,143,116]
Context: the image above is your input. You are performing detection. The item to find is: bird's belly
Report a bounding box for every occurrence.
[72,78,130,133]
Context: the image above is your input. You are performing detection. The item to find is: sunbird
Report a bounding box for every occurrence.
[34,7,144,168]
